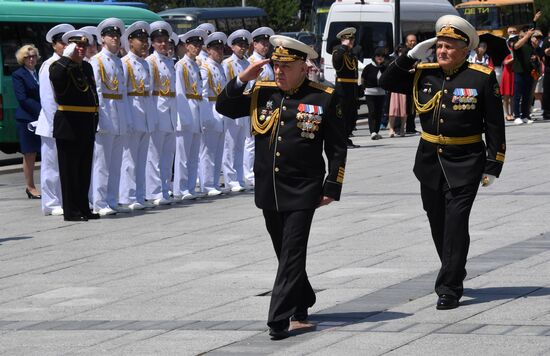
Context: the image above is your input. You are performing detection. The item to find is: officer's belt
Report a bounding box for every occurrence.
[58,105,98,113]
[102,93,123,100]
[208,96,217,102]
[336,78,357,83]
[421,132,482,145]
[186,94,203,100]
[128,92,149,97]
[152,91,175,97]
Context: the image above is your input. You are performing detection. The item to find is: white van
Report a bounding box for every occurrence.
[321,0,459,85]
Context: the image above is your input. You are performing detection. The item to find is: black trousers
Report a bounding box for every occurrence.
[56,137,94,218]
[420,180,479,299]
[405,94,416,132]
[543,70,550,119]
[337,94,358,138]
[365,95,385,134]
[263,209,316,330]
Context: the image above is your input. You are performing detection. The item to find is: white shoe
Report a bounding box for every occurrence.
[115,205,132,213]
[96,207,117,216]
[182,193,196,200]
[141,201,156,209]
[230,185,245,192]
[370,132,378,140]
[523,118,534,124]
[376,133,383,140]
[207,189,222,197]
[513,118,524,125]
[51,207,64,216]
[153,198,171,206]
[128,202,145,210]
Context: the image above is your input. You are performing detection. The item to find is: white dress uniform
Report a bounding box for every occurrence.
[174,28,208,199]
[35,24,74,216]
[222,29,252,192]
[196,23,215,66]
[90,18,129,215]
[145,21,178,205]
[243,27,276,187]
[119,22,154,210]
[199,32,228,196]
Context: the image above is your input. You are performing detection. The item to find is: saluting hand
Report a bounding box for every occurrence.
[238,58,271,83]
[408,37,437,61]
[63,43,77,58]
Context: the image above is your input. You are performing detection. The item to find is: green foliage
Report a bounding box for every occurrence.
[534,0,549,33]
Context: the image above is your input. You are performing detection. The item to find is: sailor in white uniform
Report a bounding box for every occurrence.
[199,32,228,196]
[244,26,275,188]
[119,21,155,210]
[90,18,130,216]
[80,26,101,61]
[221,29,252,192]
[36,23,74,216]
[196,22,215,65]
[173,28,208,200]
[145,21,178,206]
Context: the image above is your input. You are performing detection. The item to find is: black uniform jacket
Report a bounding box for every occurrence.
[332,44,358,98]
[216,77,347,211]
[50,56,99,141]
[380,55,506,189]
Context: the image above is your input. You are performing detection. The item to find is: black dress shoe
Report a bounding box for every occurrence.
[269,328,290,340]
[436,294,459,310]
[25,188,41,199]
[86,213,101,220]
[64,216,88,222]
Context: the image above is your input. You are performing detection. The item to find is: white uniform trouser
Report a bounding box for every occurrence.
[243,135,255,186]
[223,124,246,189]
[119,132,150,205]
[92,133,123,211]
[39,136,62,215]
[146,130,175,200]
[173,131,201,196]
[199,130,224,193]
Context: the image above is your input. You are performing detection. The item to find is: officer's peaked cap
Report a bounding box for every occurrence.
[62,30,93,46]
[228,29,252,45]
[270,35,318,61]
[46,24,75,44]
[205,32,227,47]
[336,27,356,40]
[197,22,216,35]
[149,21,173,39]
[179,28,207,44]
[252,27,274,41]
[97,18,125,37]
[435,15,479,50]
[79,26,101,45]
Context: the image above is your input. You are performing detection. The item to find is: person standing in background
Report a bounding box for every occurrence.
[361,47,386,140]
[404,33,419,135]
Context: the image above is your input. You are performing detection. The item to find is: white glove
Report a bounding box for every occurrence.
[407,37,437,60]
[481,174,496,187]
[63,43,77,57]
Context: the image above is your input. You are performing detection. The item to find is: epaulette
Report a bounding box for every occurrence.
[468,63,493,75]
[255,81,278,87]
[308,81,334,94]
[417,63,440,70]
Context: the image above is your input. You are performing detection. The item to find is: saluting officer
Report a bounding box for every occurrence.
[90,18,130,216]
[36,23,74,216]
[145,21,178,206]
[216,35,347,340]
[50,30,99,221]
[119,21,155,210]
[244,26,275,188]
[173,28,208,200]
[198,32,228,196]
[380,15,506,310]
[196,22,216,65]
[332,27,360,148]
[222,29,252,193]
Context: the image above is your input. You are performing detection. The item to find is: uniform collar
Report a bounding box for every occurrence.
[252,51,265,60]
[100,47,118,58]
[154,50,168,60]
[127,50,141,61]
[283,76,308,96]
[231,53,245,62]
[442,59,468,76]
[184,54,198,66]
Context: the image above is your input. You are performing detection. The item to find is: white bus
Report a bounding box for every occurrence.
[321,0,459,85]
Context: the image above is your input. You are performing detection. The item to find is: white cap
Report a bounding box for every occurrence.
[122,21,150,52]
[270,35,318,61]
[252,27,274,41]
[97,17,125,37]
[149,21,172,39]
[62,30,94,46]
[205,32,227,47]
[227,29,252,46]
[197,23,216,35]
[171,32,180,45]
[79,26,101,45]
[336,27,356,40]
[179,28,207,44]
[435,14,479,50]
[46,24,75,44]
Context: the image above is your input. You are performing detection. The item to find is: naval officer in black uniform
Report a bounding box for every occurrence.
[50,30,99,221]
[216,35,347,339]
[380,15,506,309]
[332,27,359,148]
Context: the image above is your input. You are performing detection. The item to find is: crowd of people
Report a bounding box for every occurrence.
[12,18,287,221]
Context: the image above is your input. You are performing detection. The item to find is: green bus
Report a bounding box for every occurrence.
[0,0,162,153]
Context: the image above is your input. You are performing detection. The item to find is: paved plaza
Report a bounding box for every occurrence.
[1,120,550,355]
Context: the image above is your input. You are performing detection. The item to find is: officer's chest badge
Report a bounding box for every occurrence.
[452,88,478,110]
[297,103,323,139]
[259,101,275,123]
[266,100,274,110]
[422,82,432,94]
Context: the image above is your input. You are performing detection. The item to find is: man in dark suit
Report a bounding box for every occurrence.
[216,35,347,340]
[380,15,506,310]
[50,30,99,221]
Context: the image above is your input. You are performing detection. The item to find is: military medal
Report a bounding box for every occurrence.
[297,103,323,139]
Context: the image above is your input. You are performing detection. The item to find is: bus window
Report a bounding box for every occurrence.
[227,18,244,32]
[0,23,51,75]
[325,22,393,61]
[244,16,259,30]
[216,18,228,33]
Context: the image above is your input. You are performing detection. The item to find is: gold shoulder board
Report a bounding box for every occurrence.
[468,63,493,75]
[417,63,440,70]
[256,81,278,87]
[309,81,334,94]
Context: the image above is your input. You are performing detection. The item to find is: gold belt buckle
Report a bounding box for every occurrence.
[438,135,446,145]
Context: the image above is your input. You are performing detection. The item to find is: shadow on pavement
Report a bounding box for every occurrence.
[0,236,33,245]
[310,311,412,325]
[462,286,550,306]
